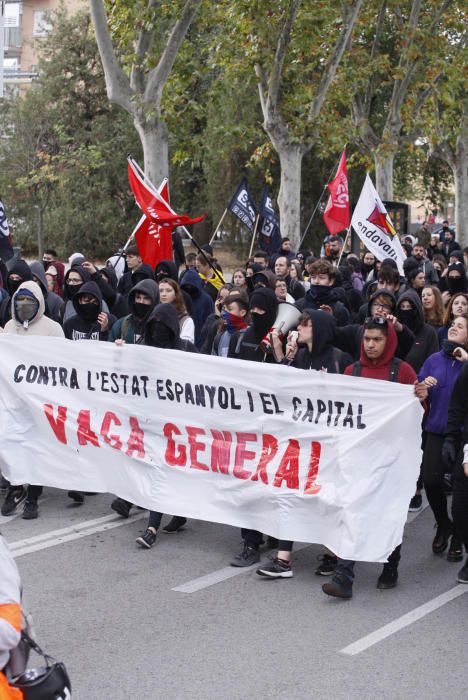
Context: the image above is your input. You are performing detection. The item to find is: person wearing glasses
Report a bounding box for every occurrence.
[322,316,428,599]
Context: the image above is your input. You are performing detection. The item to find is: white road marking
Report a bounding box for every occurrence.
[340,585,468,656]
[172,543,311,593]
[10,512,146,559]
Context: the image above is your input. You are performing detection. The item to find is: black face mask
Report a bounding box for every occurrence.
[183,285,199,299]
[448,276,467,295]
[66,282,82,299]
[442,340,465,358]
[250,311,274,339]
[156,271,169,283]
[147,321,175,348]
[78,302,99,323]
[308,284,334,304]
[133,302,151,320]
[398,308,418,330]
[8,279,22,295]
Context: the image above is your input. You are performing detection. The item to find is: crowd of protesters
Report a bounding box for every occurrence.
[0,219,467,599]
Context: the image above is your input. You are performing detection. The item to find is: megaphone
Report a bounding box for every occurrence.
[260,302,302,354]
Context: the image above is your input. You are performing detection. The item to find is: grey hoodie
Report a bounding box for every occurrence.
[4,281,64,337]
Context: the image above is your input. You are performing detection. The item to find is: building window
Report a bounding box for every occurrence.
[33,11,52,37]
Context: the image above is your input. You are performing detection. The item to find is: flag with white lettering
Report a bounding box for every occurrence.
[0,198,14,261]
[351,174,406,275]
[258,185,281,254]
[227,178,257,232]
[323,149,350,235]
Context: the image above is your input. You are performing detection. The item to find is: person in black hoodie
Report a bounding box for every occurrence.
[63,281,115,341]
[29,261,64,324]
[295,259,349,325]
[228,287,279,566]
[80,261,128,319]
[0,260,32,326]
[61,265,91,323]
[180,268,214,348]
[396,290,439,374]
[134,303,197,548]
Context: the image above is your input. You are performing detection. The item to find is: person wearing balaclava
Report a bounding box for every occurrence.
[446,261,468,297]
[80,260,128,319]
[396,289,439,374]
[108,279,158,345]
[61,265,91,323]
[63,281,115,341]
[126,304,196,548]
[0,260,32,326]
[2,281,64,522]
[296,260,350,326]
[29,261,64,324]
[227,287,279,568]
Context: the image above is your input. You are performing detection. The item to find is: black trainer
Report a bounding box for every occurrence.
[1,486,27,516]
[136,528,157,549]
[256,558,293,578]
[230,542,260,567]
[322,575,353,599]
[447,536,463,562]
[315,554,338,576]
[162,516,187,533]
[377,563,398,589]
[457,557,468,584]
[111,498,132,518]
[68,491,85,504]
[432,522,452,554]
[22,500,39,520]
[408,493,423,512]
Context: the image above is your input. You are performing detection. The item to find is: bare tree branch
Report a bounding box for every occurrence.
[130,0,158,93]
[89,0,134,113]
[144,0,202,105]
[254,63,268,116]
[308,0,364,122]
[361,0,388,117]
[265,0,301,116]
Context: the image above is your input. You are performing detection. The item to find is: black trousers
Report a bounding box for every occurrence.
[421,433,449,526]
[241,529,264,547]
[452,463,468,550]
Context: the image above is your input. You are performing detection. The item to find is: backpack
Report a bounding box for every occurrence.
[352,357,401,382]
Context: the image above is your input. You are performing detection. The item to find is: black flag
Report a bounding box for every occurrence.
[258,186,281,254]
[227,178,257,231]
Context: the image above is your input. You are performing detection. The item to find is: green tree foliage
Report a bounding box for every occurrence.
[0,10,141,259]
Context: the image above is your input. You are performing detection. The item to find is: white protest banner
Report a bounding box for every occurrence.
[0,336,423,562]
[351,174,406,275]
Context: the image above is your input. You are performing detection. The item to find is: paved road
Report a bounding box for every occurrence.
[1,489,466,700]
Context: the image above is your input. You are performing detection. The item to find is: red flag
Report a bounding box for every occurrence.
[323,150,350,235]
[127,159,205,267]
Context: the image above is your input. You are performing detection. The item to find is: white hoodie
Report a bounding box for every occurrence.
[3,281,64,337]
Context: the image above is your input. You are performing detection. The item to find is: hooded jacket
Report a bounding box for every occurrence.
[344,322,416,384]
[252,269,277,290]
[0,260,33,326]
[117,263,155,297]
[144,303,197,353]
[155,259,179,282]
[61,265,92,323]
[333,288,415,361]
[3,281,64,337]
[228,287,278,363]
[396,289,439,373]
[180,269,214,348]
[29,261,64,324]
[93,266,128,319]
[290,310,352,373]
[108,279,159,344]
[63,281,115,341]
[296,283,349,326]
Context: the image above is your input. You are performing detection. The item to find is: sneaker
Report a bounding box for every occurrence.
[111,498,132,518]
[315,553,338,576]
[408,493,423,512]
[68,491,85,504]
[136,528,157,549]
[377,563,398,589]
[432,522,452,554]
[230,542,260,568]
[322,575,353,599]
[256,558,293,578]
[1,486,27,516]
[447,536,463,563]
[457,558,468,583]
[22,500,38,520]
[162,516,187,533]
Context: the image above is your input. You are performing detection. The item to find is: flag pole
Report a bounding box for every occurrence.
[336,224,352,267]
[297,148,346,250]
[248,215,261,259]
[111,215,144,270]
[182,226,225,285]
[208,208,228,246]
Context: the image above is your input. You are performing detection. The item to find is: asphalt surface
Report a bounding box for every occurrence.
[1,489,467,700]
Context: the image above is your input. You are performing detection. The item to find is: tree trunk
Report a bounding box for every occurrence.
[134,116,169,185]
[452,146,468,248]
[277,144,304,249]
[374,151,395,200]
